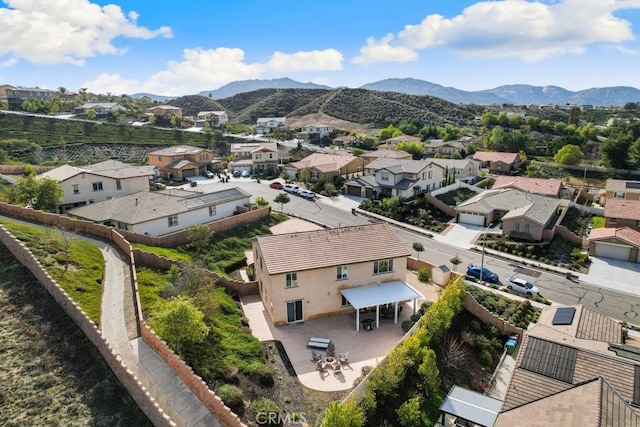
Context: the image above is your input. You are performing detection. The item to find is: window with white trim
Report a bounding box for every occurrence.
[285,272,298,288]
[168,214,179,227]
[72,184,79,194]
[336,265,348,280]
[524,224,530,232]
[341,295,351,307]
[92,182,103,191]
[209,205,216,216]
[380,171,390,181]
[116,179,122,190]
[614,192,625,198]
[374,258,393,274]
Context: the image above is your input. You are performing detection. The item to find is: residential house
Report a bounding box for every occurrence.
[0,84,15,102]
[256,117,286,135]
[603,198,640,231]
[472,152,520,173]
[73,102,125,117]
[194,111,229,128]
[5,86,56,108]
[252,223,422,326]
[284,153,360,182]
[67,187,251,236]
[601,179,640,205]
[299,124,333,140]
[229,142,279,175]
[456,188,561,239]
[424,139,469,157]
[358,149,413,166]
[492,176,565,198]
[147,145,220,180]
[40,160,156,213]
[588,226,640,262]
[378,134,422,149]
[344,158,444,199]
[495,305,640,426]
[430,158,480,184]
[145,105,183,119]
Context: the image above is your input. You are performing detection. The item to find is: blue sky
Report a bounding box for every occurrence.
[1,0,640,96]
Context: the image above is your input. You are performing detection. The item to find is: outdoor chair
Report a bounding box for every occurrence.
[316,359,326,372]
[311,351,323,362]
[338,352,349,364]
[326,343,335,357]
[333,362,342,376]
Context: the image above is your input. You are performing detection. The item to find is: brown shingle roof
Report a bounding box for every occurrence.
[589,226,640,247]
[254,223,410,275]
[288,153,357,173]
[604,198,640,220]
[492,176,563,197]
[472,151,519,164]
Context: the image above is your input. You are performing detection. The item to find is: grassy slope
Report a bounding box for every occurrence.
[0,220,104,324]
[0,248,150,426]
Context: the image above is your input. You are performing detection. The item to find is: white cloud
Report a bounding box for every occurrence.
[0,0,172,66]
[266,49,343,72]
[84,46,347,95]
[352,34,418,65]
[1,57,17,68]
[612,45,638,55]
[354,0,640,63]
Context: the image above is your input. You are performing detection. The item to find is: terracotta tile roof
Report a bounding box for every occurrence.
[502,305,637,418]
[492,176,563,197]
[148,145,210,156]
[254,223,410,275]
[40,161,155,181]
[288,153,357,173]
[269,218,324,235]
[472,151,519,164]
[604,198,640,220]
[384,134,422,143]
[605,179,640,194]
[361,149,412,159]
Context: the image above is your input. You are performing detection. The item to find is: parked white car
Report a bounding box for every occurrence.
[506,277,540,296]
[298,189,315,199]
[284,184,299,194]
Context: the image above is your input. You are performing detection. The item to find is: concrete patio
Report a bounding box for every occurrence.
[240,274,440,392]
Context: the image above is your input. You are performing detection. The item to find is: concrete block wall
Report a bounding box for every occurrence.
[141,325,246,427]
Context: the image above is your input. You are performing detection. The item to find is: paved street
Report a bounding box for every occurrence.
[186,177,640,325]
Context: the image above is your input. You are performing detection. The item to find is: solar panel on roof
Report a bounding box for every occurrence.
[626,182,640,189]
[552,307,576,325]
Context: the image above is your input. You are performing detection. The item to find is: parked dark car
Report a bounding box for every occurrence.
[232,170,241,178]
[269,181,284,189]
[466,264,499,284]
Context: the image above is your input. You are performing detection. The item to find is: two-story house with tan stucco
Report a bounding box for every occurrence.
[40,160,156,213]
[194,111,228,128]
[229,142,279,176]
[147,145,221,180]
[253,224,422,328]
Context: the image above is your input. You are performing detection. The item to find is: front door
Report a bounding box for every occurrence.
[286,300,303,323]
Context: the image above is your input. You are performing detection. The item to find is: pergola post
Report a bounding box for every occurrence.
[376,305,380,329]
[413,298,417,315]
[356,308,360,332]
[394,302,399,324]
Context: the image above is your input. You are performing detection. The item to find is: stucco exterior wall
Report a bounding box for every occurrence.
[605,217,640,231]
[126,196,250,236]
[501,218,545,241]
[255,250,408,325]
[59,174,149,207]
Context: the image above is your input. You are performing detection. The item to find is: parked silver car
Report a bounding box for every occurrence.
[506,277,540,296]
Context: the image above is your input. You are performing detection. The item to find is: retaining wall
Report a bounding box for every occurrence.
[141,325,245,427]
[0,226,174,427]
[424,193,457,217]
[0,164,55,174]
[133,249,259,297]
[462,292,525,339]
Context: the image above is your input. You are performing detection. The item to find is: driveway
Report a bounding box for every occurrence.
[580,257,640,296]
[436,223,493,250]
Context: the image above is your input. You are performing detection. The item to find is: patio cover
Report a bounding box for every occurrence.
[340,281,423,309]
[439,385,502,427]
[341,281,424,331]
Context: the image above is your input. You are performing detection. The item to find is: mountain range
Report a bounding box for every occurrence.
[193,77,640,106]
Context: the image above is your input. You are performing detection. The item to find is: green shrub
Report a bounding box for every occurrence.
[410,313,422,322]
[401,320,415,333]
[461,331,476,347]
[216,384,244,410]
[417,267,430,282]
[245,361,274,387]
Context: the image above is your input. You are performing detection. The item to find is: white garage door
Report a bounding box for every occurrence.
[594,242,631,261]
[458,212,485,226]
